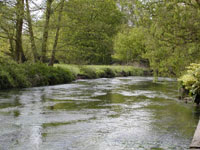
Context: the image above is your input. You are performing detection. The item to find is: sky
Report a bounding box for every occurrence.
[31,0,44,18]
[34,0,43,5]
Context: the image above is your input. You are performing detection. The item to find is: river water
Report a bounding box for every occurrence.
[0,77,199,150]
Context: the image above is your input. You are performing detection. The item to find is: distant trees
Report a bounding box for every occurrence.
[1,0,200,77]
[58,0,123,64]
[113,0,200,76]
[141,0,200,76]
[113,27,146,64]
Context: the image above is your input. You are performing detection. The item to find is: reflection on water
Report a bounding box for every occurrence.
[0,77,199,150]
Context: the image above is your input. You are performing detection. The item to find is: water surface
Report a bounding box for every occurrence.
[0,77,199,150]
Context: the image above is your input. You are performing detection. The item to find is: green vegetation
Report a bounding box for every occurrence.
[1,0,200,89]
[0,60,74,90]
[56,64,149,79]
[59,0,123,64]
[0,60,149,90]
[113,27,147,65]
[178,63,200,104]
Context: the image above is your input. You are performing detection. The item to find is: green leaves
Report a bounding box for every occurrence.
[58,0,123,64]
[113,27,146,64]
[138,0,200,77]
[179,63,200,103]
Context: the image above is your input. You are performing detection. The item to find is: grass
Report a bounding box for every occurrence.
[0,60,150,90]
[55,64,151,79]
[0,61,74,90]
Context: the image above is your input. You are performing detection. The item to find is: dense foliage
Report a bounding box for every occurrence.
[58,0,123,64]
[1,0,200,78]
[113,27,147,64]
[142,0,200,77]
[178,63,200,104]
[56,64,150,79]
[0,60,74,90]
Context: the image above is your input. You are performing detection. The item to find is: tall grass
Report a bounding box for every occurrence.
[55,64,150,79]
[0,61,74,90]
[0,62,150,90]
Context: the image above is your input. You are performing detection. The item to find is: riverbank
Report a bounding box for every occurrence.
[55,64,151,79]
[0,62,151,90]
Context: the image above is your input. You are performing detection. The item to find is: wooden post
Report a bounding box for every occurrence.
[190,120,200,149]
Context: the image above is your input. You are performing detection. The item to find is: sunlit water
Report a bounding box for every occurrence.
[0,77,199,150]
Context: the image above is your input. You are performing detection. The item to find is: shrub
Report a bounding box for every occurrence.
[96,69,106,78]
[0,70,14,89]
[102,68,116,78]
[48,67,74,85]
[178,63,200,104]
[79,67,97,79]
[6,64,30,88]
[23,63,75,86]
[0,62,75,90]
[0,61,30,89]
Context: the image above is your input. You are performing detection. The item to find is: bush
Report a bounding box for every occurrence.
[23,63,74,86]
[48,67,74,85]
[102,68,116,78]
[96,69,106,78]
[178,63,200,104]
[0,62,75,90]
[0,70,14,89]
[79,67,97,79]
[0,61,29,89]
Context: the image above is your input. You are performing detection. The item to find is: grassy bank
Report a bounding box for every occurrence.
[0,61,150,90]
[55,64,151,79]
[0,61,74,90]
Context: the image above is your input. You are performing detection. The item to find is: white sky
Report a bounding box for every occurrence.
[31,0,44,19]
[34,0,43,5]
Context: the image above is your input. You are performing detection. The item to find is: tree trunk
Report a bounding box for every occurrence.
[49,0,65,66]
[15,0,26,63]
[8,35,15,59]
[40,0,53,63]
[25,0,38,62]
[196,0,200,5]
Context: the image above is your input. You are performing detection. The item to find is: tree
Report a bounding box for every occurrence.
[40,0,54,63]
[15,0,27,63]
[25,0,38,62]
[49,0,65,66]
[113,27,147,64]
[115,0,142,26]
[137,0,200,76]
[0,1,15,59]
[59,0,123,64]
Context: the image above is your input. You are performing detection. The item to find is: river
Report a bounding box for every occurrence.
[0,77,199,150]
